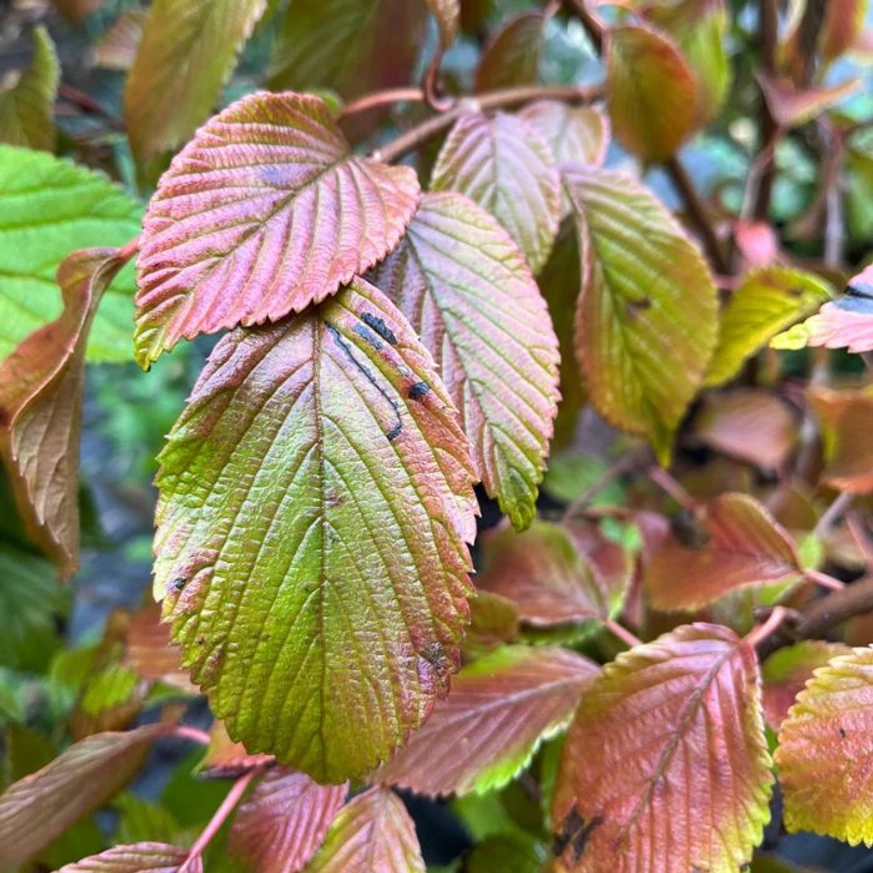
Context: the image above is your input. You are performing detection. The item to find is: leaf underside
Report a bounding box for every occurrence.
[519,100,610,168]
[57,843,197,873]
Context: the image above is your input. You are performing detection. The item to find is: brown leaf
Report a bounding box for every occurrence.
[810,384,873,493]
[475,11,545,91]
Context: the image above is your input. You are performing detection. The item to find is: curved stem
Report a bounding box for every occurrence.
[648,466,697,510]
[339,88,425,119]
[744,606,788,649]
[423,48,453,112]
[604,618,643,649]
[171,725,212,746]
[805,568,846,593]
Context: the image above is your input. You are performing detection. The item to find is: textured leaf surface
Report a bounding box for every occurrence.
[93,10,147,71]
[605,25,697,163]
[475,12,544,92]
[707,267,833,385]
[0,26,59,151]
[0,248,126,578]
[230,768,347,873]
[427,0,460,48]
[57,843,196,873]
[0,726,166,867]
[268,0,427,100]
[369,191,559,529]
[810,386,873,493]
[756,73,860,129]
[647,493,800,611]
[776,647,873,845]
[564,166,718,461]
[518,101,609,168]
[431,112,561,273]
[553,623,773,872]
[0,146,142,363]
[134,92,419,367]
[761,641,850,731]
[375,645,599,796]
[154,277,476,782]
[124,0,267,160]
[304,787,424,873]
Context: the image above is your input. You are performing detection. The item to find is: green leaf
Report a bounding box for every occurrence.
[431,112,561,273]
[465,834,548,873]
[475,11,545,92]
[708,267,834,385]
[154,277,476,782]
[124,0,268,161]
[369,191,559,530]
[113,794,184,845]
[564,166,718,462]
[0,147,142,364]
[0,26,60,152]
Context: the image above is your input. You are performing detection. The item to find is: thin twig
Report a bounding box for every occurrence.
[563,0,604,51]
[813,491,853,539]
[805,568,846,592]
[847,513,873,562]
[170,725,212,746]
[339,88,425,119]
[423,49,452,112]
[753,0,779,220]
[745,606,788,649]
[604,618,643,649]
[648,466,697,510]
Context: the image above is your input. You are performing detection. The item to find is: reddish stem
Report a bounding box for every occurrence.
[744,606,788,649]
[605,618,643,649]
[648,466,697,510]
[171,725,211,746]
[805,569,846,592]
[339,87,425,119]
[813,491,853,539]
[119,234,141,263]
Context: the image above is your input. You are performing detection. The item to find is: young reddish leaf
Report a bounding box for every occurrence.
[647,493,801,611]
[776,647,873,845]
[93,10,147,71]
[430,112,561,273]
[304,787,424,873]
[124,0,267,161]
[198,721,275,779]
[0,248,126,578]
[124,603,196,694]
[476,521,625,633]
[268,0,427,101]
[809,385,873,493]
[375,645,599,796]
[734,219,780,268]
[518,101,610,168]
[553,623,773,872]
[229,768,347,873]
[57,843,197,873]
[475,11,545,92]
[369,191,559,530]
[605,25,697,163]
[0,26,60,152]
[761,641,850,731]
[564,166,718,462]
[154,277,476,783]
[0,726,167,867]
[707,266,833,386]
[691,390,797,470]
[134,92,419,368]
[427,0,460,48]
[756,72,861,129]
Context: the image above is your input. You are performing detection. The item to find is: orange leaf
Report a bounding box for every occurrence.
[810,384,873,493]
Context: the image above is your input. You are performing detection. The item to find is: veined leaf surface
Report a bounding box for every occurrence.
[518,101,609,168]
[475,11,544,92]
[57,843,197,873]
[369,191,559,530]
[154,278,477,782]
[134,92,419,367]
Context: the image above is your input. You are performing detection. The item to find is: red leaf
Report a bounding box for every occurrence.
[475,11,545,92]
[646,493,801,611]
[0,247,126,578]
[553,624,773,872]
[229,768,347,873]
[57,843,197,873]
[134,92,419,367]
[810,385,873,493]
[198,721,275,779]
[518,100,610,167]
[756,72,861,128]
[369,191,559,529]
[304,787,424,872]
[375,645,599,796]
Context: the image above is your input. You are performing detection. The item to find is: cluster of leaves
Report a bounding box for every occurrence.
[2,0,873,871]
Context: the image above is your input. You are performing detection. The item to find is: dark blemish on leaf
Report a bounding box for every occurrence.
[387,422,402,441]
[361,311,398,345]
[671,508,711,549]
[840,727,847,739]
[554,809,602,861]
[195,635,205,645]
[353,323,384,351]
[408,381,430,400]
[787,286,805,298]
[421,641,453,693]
[625,297,652,320]
[572,817,603,861]
[173,577,187,591]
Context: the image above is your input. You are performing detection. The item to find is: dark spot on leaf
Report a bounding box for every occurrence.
[353,322,384,351]
[625,296,652,320]
[787,286,805,298]
[173,577,187,591]
[839,727,847,739]
[408,381,430,400]
[671,508,710,549]
[554,809,602,861]
[361,311,397,345]
[387,422,402,441]
[195,635,205,645]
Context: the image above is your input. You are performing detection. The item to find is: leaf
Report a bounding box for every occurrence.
[756,72,861,128]
[775,647,873,845]
[646,493,801,611]
[0,146,143,364]
[820,0,867,61]
[268,0,427,101]
[761,641,850,731]
[0,726,167,867]
[134,91,419,368]
[113,795,182,845]
[154,277,476,783]
[124,603,197,694]
[465,834,548,873]
[0,26,60,151]
[368,191,559,529]
[430,112,561,273]
[427,0,460,48]
[809,385,873,493]
[564,166,718,461]
[198,721,274,779]
[463,592,520,660]
[57,843,197,873]
[51,0,102,24]
[518,101,610,168]
[124,0,267,161]
[375,646,599,797]
[605,25,697,163]
[475,11,544,92]
[552,623,773,872]
[691,390,797,470]
[476,521,625,633]
[304,787,424,873]
[229,768,347,873]
[0,248,127,578]
[92,10,147,71]
[706,266,833,386]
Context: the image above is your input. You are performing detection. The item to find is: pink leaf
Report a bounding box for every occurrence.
[58,843,197,873]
